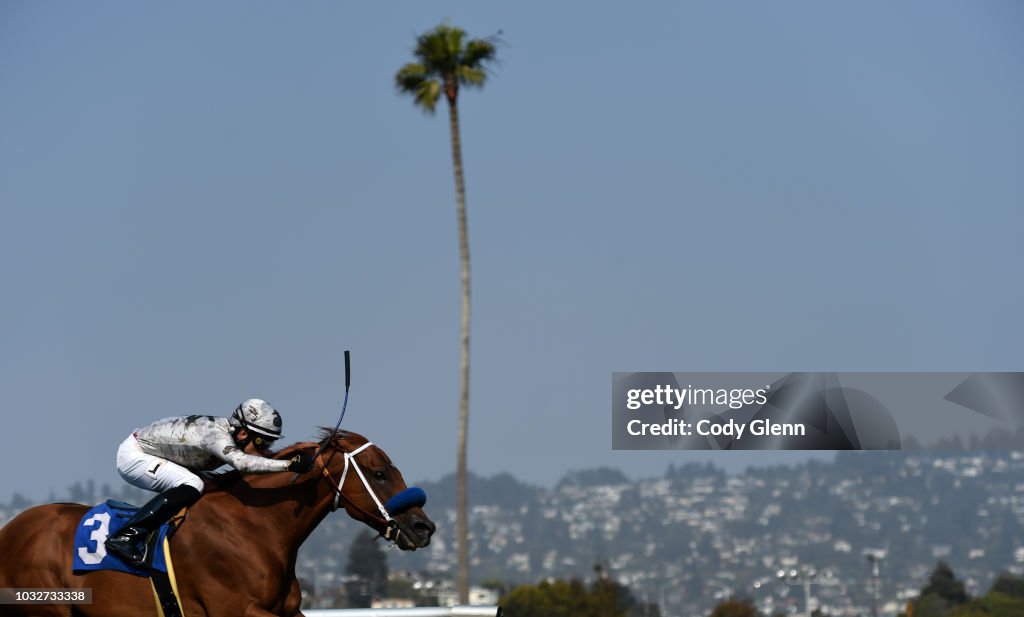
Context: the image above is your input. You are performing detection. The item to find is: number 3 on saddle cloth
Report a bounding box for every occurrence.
[73,500,186,617]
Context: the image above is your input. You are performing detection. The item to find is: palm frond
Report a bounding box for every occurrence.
[461,39,497,69]
[455,66,487,89]
[395,63,429,93]
[440,25,466,67]
[397,22,499,105]
[413,79,442,114]
[415,24,464,73]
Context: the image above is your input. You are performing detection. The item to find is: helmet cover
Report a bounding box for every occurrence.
[231,398,284,439]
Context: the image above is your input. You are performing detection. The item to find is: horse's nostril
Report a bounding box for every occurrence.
[414,518,436,537]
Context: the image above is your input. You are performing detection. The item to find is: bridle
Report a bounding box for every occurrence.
[315,440,402,542]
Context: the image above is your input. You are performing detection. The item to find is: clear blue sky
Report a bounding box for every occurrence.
[1,2,1022,501]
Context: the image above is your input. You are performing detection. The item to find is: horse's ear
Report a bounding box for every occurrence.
[316,427,349,445]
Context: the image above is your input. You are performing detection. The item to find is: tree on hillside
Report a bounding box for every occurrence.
[908,562,971,617]
[345,530,388,607]
[949,592,1024,617]
[991,574,1024,600]
[500,567,657,617]
[947,575,1024,617]
[915,592,952,617]
[710,599,760,617]
[922,562,969,607]
[501,578,593,617]
[395,21,499,604]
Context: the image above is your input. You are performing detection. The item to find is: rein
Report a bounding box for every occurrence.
[314,441,402,543]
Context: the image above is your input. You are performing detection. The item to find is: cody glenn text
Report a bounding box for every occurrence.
[626,418,806,440]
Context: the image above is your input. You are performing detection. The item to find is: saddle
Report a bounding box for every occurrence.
[73,500,188,617]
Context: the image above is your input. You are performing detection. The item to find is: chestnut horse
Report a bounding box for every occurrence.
[0,430,435,617]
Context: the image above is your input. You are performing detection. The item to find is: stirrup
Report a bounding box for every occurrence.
[106,531,149,566]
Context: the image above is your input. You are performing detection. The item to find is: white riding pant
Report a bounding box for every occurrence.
[116,434,205,494]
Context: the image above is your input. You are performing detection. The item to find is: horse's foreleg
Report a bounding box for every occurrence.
[238,578,304,617]
[276,578,304,617]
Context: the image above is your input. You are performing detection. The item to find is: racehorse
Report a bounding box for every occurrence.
[0,429,435,617]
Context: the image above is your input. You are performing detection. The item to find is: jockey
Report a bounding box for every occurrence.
[104,398,315,565]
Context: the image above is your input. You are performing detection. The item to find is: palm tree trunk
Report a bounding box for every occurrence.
[447,96,472,605]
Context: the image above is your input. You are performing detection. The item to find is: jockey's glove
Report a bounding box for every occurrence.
[288,454,315,474]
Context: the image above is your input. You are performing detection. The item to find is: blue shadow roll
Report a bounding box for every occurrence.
[385,487,427,516]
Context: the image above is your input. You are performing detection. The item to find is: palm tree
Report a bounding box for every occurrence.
[395,23,498,604]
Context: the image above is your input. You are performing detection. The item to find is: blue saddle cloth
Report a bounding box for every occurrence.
[72,500,173,577]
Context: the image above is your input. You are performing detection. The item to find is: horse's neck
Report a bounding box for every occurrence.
[191,471,337,554]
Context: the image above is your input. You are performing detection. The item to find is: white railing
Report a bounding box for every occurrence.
[305,606,501,617]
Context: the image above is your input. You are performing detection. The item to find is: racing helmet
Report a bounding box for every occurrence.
[230,398,284,440]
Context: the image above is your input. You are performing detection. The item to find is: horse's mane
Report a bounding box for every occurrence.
[266,428,370,461]
[202,428,366,493]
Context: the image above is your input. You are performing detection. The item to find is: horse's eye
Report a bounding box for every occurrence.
[373,471,386,482]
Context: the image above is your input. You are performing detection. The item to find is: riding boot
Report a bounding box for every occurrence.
[105,485,201,566]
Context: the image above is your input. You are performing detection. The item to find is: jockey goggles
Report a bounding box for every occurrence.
[252,435,275,451]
